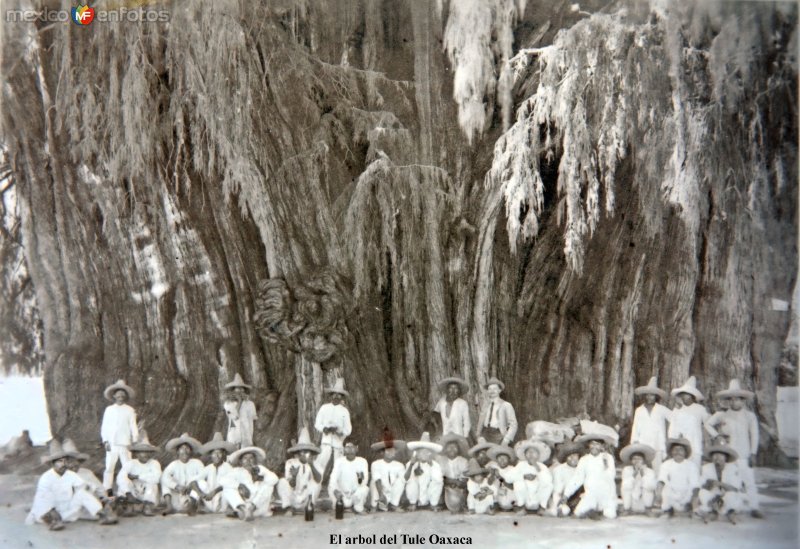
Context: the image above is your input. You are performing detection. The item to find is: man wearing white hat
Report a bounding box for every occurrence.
[511,440,553,515]
[161,433,205,515]
[619,443,657,514]
[697,444,745,523]
[655,438,701,516]
[63,439,106,502]
[100,379,139,491]
[705,379,763,517]
[193,432,237,514]
[630,377,671,473]
[224,373,258,448]
[277,427,322,514]
[370,438,407,512]
[329,441,370,514]
[478,378,518,446]
[433,377,471,438]
[116,431,161,516]
[667,376,710,468]
[223,446,279,520]
[404,432,444,511]
[314,379,352,477]
[573,433,618,519]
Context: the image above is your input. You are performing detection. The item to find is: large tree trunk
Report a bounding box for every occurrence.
[1,0,796,467]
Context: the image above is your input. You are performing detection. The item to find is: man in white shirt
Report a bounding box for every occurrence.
[546,442,583,516]
[192,432,237,514]
[277,427,322,514]
[404,432,444,511]
[573,433,618,519]
[630,377,671,473]
[619,443,657,514]
[511,440,553,515]
[329,441,369,514]
[314,379,352,478]
[655,438,701,516]
[697,444,745,523]
[117,431,162,516]
[487,445,517,511]
[439,434,470,513]
[477,378,517,446]
[370,440,407,512]
[161,433,205,515]
[100,379,139,492]
[223,446,279,520]
[224,373,258,449]
[433,377,471,438]
[668,376,710,468]
[63,439,106,502]
[26,441,117,530]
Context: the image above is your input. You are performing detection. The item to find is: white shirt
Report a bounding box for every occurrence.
[76,468,105,497]
[438,456,468,480]
[406,459,444,483]
[28,469,87,521]
[225,400,257,447]
[467,477,496,497]
[552,463,582,498]
[161,459,204,491]
[576,453,616,492]
[434,398,471,437]
[229,465,278,491]
[371,459,405,486]
[329,456,369,494]
[284,457,320,492]
[479,398,518,443]
[509,461,553,488]
[621,465,657,492]
[658,459,700,491]
[668,403,710,456]
[700,462,743,491]
[631,403,671,454]
[314,403,352,449]
[200,462,235,491]
[705,409,758,460]
[101,403,138,446]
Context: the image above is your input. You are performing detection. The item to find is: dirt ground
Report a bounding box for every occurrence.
[0,468,796,549]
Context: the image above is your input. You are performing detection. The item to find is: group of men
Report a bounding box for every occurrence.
[27,372,764,530]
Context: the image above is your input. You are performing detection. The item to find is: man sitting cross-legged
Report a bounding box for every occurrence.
[370,437,407,512]
[511,440,553,516]
[116,432,161,516]
[223,446,279,520]
[191,432,237,514]
[161,433,205,515]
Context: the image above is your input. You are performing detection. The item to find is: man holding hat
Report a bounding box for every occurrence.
[705,379,763,518]
[314,379,352,477]
[630,377,671,473]
[434,377,471,438]
[546,441,583,517]
[668,376,710,468]
[277,427,322,514]
[655,438,701,516]
[619,443,657,515]
[116,431,161,516]
[697,444,745,523]
[26,440,118,530]
[100,379,139,492]
[404,432,444,511]
[370,436,407,512]
[223,373,258,449]
[329,441,370,514]
[511,440,554,515]
[224,446,279,520]
[438,434,470,513]
[161,433,205,515]
[193,432,237,514]
[573,433,618,519]
[478,378,518,446]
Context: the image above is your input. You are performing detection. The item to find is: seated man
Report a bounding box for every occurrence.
[161,433,205,515]
[697,444,744,524]
[277,427,322,514]
[487,445,517,511]
[116,432,161,516]
[546,441,583,517]
[223,446,279,520]
[438,434,470,513]
[329,441,370,514]
[465,462,497,514]
[63,439,107,502]
[655,438,701,516]
[370,439,407,512]
[192,432,236,514]
[26,441,117,530]
[573,433,618,519]
[467,437,494,469]
[620,443,658,515]
[404,432,444,511]
[512,440,553,515]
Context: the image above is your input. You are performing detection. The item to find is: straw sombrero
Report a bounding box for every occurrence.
[437,377,469,394]
[440,433,470,457]
[287,426,321,454]
[224,373,252,391]
[704,444,739,462]
[165,433,202,453]
[620,443,656,465]
[468,437,494,456]
[62,438,90,462]
[464,461,489,478]
[716,379,754,400]
[557,441,583,462]
[104,379,135,401]
[229,446,266,466]
[408,432,443,453]
[576,432,615,446]
[370,439,407,453]
[483,377,505,391]
[671,376,704,401]
[488,444,517,463]
[514,440,551,463]
[634,377,667,399]
[666,438,693,458]
[40,440,76,464]
[200,432,236,455]
[131,431,159,453]
[324,378,349,398]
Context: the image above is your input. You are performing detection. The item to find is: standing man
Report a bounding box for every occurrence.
[705,379,763,518]
[668,376,710,468]
[314,379,352,477]
[477,378,517,446]
[630,377,671,473]
[100,379,139,494]
[433,377,471,438]
[224,373,257,449]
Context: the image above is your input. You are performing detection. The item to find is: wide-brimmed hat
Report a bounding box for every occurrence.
[666,438,693,458]
[287,426,321,454]
[40,440,76,464]
[464,462,489,478]
[557,441,583,462]
[104,379,135,401]
[671,376,704,401]
[620,443,656,465]
[224,373,252,391]
[515,440,551,463]
[705,444,739,462]
[576,433,615,446]
[131,431,159,453]
[165,433,202,453]
[229,446,266,466]
[437,377,469,394]
[634,377,667,399]
[408,431,443,453]
[324,378,349,398]
[62,438,90,462]
[468,437,494,456]
[440,433,470,457]
[488,444,517,463]
[370,439,407,453]
[200,432,236,455]
[716,379,754,400]
[483,377,505,391]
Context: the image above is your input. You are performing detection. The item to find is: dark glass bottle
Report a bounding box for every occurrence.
[335,497,344,519]
[305,497,314,521]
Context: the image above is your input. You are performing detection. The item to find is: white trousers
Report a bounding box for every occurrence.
[574,481,617,518]
[119,479,159,504]
[660,486,694,511]
[336,485,370,512]
[467,493,495,513]
[697,488,744,514]
[27,490,103,524]
[495,483,516,510]
[276,478,321,509]
[370,478,405,507]
[162,487,202,511]
[513,479,552,510]
[314,444,343,476]
[222,484,275,517]
[737,459,759,510]
[195,480,228,513]
[405,473,443,506]
[104,446,131,489]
